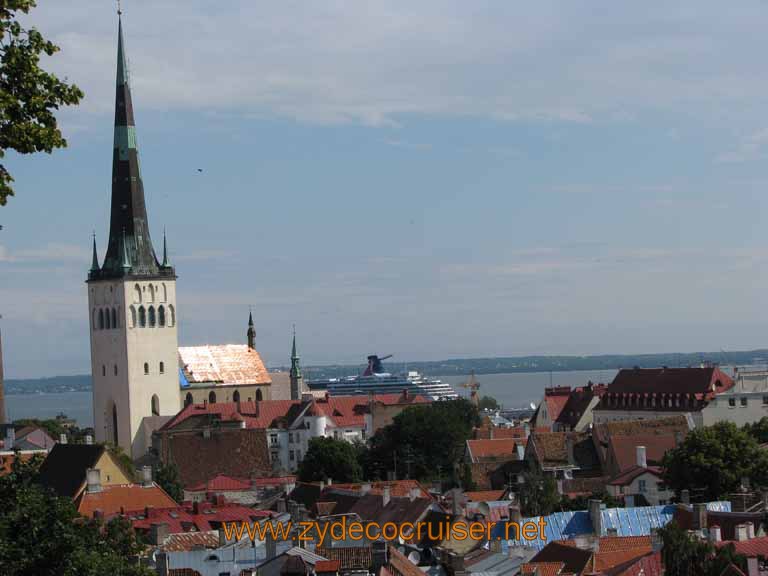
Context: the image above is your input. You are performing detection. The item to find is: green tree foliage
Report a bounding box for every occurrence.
[658,521,747,576]
[366,399,479,484]
[478,396,500,411]
[662,421,768,501]
[0,0,83,206]
[0,451,151,576]
[298,437,363,483]
[743,417,768,444]
[518,470,560,517]
[154,461,183,503]
[559,491,622,512]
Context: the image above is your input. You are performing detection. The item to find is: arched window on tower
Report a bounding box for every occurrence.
[159,361,165,374]
[162,283,167,302]
[111,308,117,329]
[148,284,155,303]
[129,306,137,328]
[233,390,240,403]
[256,388,263,401]
[168,304,175,327]
[148,306,156,327]
[144,362,149,375]
[99,309,105,330]
[134,284,142,303]
[93,309,98,330]
[185,392,193,407]
[158,305,166,327]
[151,394,160,416]
[102,365,106,377]
[105,308,111,329]
[209,391,216,404]
[138,306,146,327]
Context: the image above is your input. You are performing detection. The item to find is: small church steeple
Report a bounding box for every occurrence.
[247,309,256,350]
[90,232,100,273]
[290,326,304,400]
[162,228,169,267]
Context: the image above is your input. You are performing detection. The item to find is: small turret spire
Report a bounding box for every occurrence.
[162,228,169,267]
[290,325,303,400]
[90,232,100,273]
[247,307,256,350]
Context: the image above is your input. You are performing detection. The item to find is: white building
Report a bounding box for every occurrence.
[87,17,180,459]
[701,369,768,427]
[606,445,674,506]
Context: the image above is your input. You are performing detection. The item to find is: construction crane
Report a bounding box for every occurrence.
[459,371,480,407]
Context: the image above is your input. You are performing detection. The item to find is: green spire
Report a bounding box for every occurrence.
[90,232,100,272]
[290,326,301,379]
[162,228,169,267]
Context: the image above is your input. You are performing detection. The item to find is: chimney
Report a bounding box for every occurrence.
[319,480,325,492]
[709,525,722,542]
[636,446,647,469]
[681,489,690,504]
[276,498,287,513]
[409,487,420,502]
[556,479,564,495]
[85,434,93,445]
[748,558,759,576]
[589,499,602,536]
[4,426,14,450]
[565,435,575,465]
[516,444,525,461]
[59,433,67,444]
[747,521,755,539]
[735,524,750,542]
[489,426,494,440]
[523,422,530,439]
[382,485,391,507]
[327,477,332,486]
[150,522,169,546]
[509,506,522,525]
[86,468,102,493]
[693,503,708,531]
[265,523,278,560]
[141,465,153,488]
[360,483,372,496]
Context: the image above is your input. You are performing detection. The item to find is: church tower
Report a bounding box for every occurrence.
[87,14,179,458]
[289,328,304,400]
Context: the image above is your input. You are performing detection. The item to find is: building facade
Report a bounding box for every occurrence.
[87,17,180,458]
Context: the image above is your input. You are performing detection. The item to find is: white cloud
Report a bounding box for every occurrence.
[716,128,768,163]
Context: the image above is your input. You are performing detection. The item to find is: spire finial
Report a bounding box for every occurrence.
[90,231,100,273]
[117,0,122,16]
[247,306,256,349]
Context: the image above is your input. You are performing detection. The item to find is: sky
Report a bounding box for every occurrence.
[2,1,768,378]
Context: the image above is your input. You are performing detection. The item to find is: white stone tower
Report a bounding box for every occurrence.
[87,15,180,459]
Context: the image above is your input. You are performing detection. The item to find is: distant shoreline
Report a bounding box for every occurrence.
[5,348,766,396]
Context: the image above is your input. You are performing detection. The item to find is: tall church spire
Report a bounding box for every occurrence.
[94,14,173,280]
[247,309,256,350]
[290,326,303,400]
[90,232,100,273]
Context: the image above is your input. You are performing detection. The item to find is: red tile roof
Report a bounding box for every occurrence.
[609,434,678,473]
[613,551,663,576]
[327,479,432,500]
[544,387,572,424]
[186,474,252,492]
[608,466,663,487]
[315,560,340,573]
[466,438,523,463]
[179,344,272,386]
[129,500,272,534]
[76,483,178,518]
[162,531,219,551]
[520,561,564,576]
[715,535,768,557]
[464,490,506,502]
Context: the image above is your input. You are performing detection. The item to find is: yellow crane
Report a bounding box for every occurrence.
[459,371,480,407]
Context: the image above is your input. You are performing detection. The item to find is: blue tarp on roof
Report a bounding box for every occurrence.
[496,501,731,550]
[179,368,190,388]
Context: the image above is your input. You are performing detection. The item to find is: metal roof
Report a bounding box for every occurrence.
[498,502,731,550]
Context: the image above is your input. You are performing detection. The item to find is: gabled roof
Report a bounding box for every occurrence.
[673,505,764,541]
[520,561,564,576]
[543,387,572,424]
[187,474,252,492]
[464,490,507,502]
[529,541,592,574]
[604,366,734,396]
[466,438,523,463]
[554,383,606,429]
[37,444,107,498]
[715,535,768,557]
[129,500,272,534]
[608,466,663,487]
[76,482,178,518]
[529,431,598,470]
[608,434,678,473]
[162,531,219,551]
[179,344,272,386]
[612,550,663,576]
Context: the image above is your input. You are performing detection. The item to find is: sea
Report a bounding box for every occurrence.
[4,369,619,428]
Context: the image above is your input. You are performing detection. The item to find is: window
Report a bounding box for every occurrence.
[233,390,240,402]
[729,398,736,407]
[271,451,279,461]
[289,433,294,443]
[99,309,105,330]
[104,309,111,329]
[158,305,166,327]
[185,392,193,407]
[102,365,106,377]
[111,308,117,329]
[144,362,149,375]
[114,365,118,376]
[134,284,142,303]
[209,391,216,404]
[289,450,295,461]
[129,305,137,328]
[151,394,160,416]
[638,479,647,493]
[741,397,748,407]
[148,306,156,327]
[159,361,165,374]
[138,306,146,327]
[763,396,768,405]
[112,404,119,445]
[256,388,263,401]
[269,433,278,445]
[162,283,167,302]
[168,304,175,327]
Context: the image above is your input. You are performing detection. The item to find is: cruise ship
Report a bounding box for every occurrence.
[308,355,459,401]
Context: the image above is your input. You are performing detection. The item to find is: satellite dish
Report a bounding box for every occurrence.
[529,402,537,410]
[408,551,421,565]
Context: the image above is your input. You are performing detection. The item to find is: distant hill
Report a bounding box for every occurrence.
[7,349,767,394]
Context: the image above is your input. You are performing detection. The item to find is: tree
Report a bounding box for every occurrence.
[366,399,479,484]
[0,0,83,206]
[298,437,363,483]
[478,395,500,411]
[154,461,183,503]
[658,521,747,576]
[663,421,768,501]
[518,470,560,517]
[743,417,768,444]
[0,451,152,576]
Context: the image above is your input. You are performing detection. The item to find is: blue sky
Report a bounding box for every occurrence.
[2,1,768,378]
